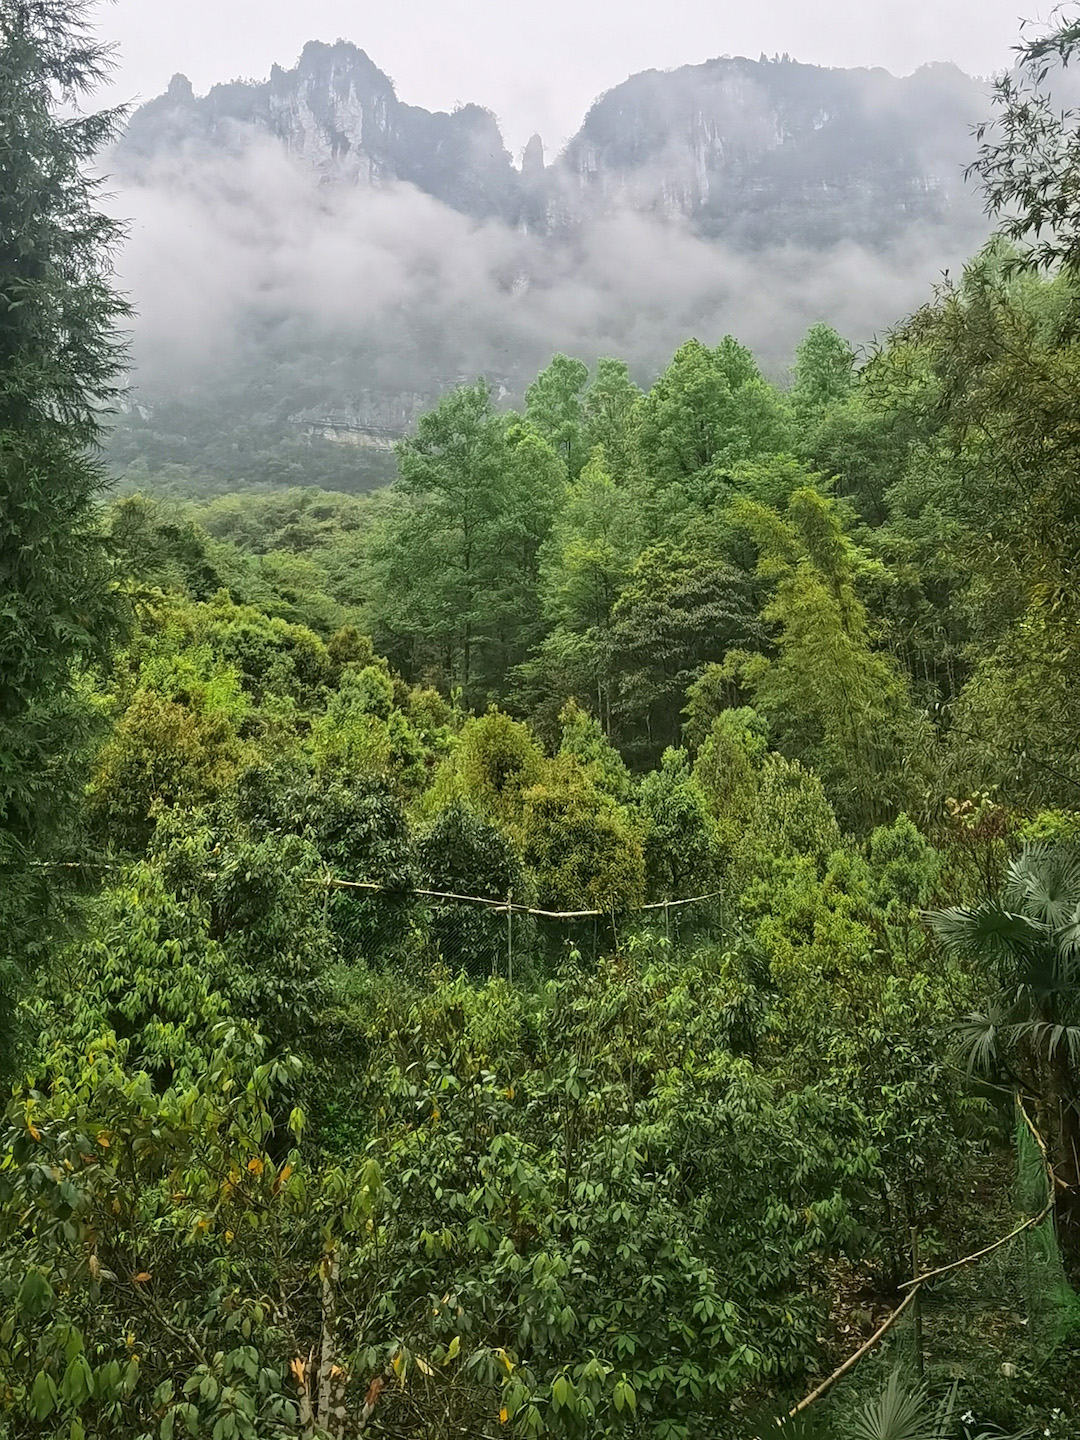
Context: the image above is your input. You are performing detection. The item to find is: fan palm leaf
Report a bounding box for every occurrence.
[1057,908,1080,965]
[926,902,1043,964]
[954,1006,1007,1074]
[1003,843,1080,929]
[847,1370,949,1440]
[1025,1019,1080,1072]
[1012,941,1074,1003]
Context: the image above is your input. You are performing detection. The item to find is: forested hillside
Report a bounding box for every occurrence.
[4,3,1080,1439]
[105,44,989,495]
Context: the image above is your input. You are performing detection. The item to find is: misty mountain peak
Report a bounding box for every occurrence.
[522,134,545,175]
[292,39,387,90]
[165,73,195,104]
[117,42,986,246]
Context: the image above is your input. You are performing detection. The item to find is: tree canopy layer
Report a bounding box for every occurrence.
[5,6,1080,1439]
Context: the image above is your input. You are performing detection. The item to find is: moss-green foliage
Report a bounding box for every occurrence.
[637,747,719,901]
[427,709,546,827]
[519,754,645,913]
[557,699,631,803]
[87,685,249,850]
[11,15,1080,1429]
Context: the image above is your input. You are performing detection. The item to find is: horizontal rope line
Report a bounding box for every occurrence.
[309,874,721,920]
[27,860,720,922]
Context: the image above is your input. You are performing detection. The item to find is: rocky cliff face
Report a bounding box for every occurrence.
[117,44,986,248]
[110,43,992,493]
[120,40,522,222]
[559,57,984,245]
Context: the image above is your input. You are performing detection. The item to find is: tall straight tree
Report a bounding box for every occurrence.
[582,356,642,482]
[0,0,129,1054]
[730,488,933,830]
[374,383,558,703]
[525,353,589,479]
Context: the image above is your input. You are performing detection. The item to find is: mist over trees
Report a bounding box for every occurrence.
[5,3,1080,1440]
[104,43,991,496]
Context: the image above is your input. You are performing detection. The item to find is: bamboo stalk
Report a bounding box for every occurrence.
[788,1288,921,1417]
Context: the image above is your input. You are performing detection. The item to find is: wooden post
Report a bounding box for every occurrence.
[506,893,513,984]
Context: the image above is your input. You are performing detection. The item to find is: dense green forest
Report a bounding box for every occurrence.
[5,3,1080,1439]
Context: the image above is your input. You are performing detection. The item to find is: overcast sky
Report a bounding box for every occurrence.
[94,0,1045,153]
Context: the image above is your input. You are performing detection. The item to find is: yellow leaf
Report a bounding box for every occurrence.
[500,1407,509,1424]
[27,1123,40,1141]
[495,1347,515,1375]
[132,1272,152,1284]
[88,1255,101,1280]
[444,1336,460,1363]
[96,1132,111,1148]
[416,1357,434,1376]
[290,1357,306,1388]
[247,1156,264,1176]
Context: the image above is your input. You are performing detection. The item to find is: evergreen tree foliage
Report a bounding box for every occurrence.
[371,383,554,702]
[789,321,857,421]
[731,487,932,828]
[0,0,129,1054]
[581,355,642,479]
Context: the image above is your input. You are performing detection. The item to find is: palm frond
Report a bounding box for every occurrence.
[847,1368,936,1440]
[1005,843,1080,929]
[927,903,1043,962]
[954,1008,1006,1074]
[1014,940,1076,999]
[1056,907,1080,967]
[1025,1019,1080,1072]
[927,1383,959,1440]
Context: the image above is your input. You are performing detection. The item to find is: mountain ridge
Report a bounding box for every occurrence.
[117,40,987,248]
[109,40,992,494]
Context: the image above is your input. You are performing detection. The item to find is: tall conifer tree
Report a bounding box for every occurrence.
[0,0,128,1053]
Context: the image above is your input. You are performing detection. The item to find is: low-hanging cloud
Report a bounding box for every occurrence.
[108,121,991,433]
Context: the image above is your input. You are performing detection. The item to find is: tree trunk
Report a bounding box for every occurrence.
[316,1250,347,1439]
[1045,1044,1080,1265]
